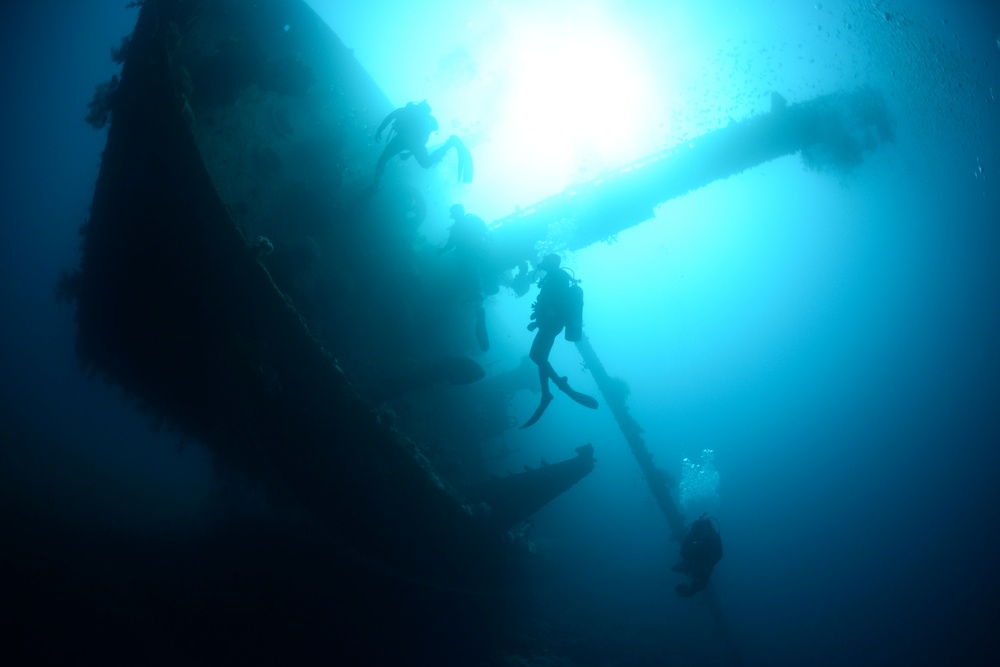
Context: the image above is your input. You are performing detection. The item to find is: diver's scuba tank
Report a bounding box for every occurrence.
[564,280,584,342]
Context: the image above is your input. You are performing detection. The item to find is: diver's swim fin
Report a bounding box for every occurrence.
[475,305,489,351]
[554,377,599,409]
[519,393,553,429]
[451,135,473,183]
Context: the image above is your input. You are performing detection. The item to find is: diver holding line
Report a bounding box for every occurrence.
[672,514,723,597]
[521,254,598,428]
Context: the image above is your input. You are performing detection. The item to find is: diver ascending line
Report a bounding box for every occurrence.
[521,254,598,428]
[672,514,723,597]
[373,100,473,186]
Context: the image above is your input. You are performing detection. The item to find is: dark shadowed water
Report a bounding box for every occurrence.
[2,1,998,665]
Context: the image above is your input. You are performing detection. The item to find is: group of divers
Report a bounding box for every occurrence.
[369,100,723,597]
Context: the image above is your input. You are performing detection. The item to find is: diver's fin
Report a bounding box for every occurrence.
[452,135,474,183]
[520,393,553,429]
[475,305,489,351]
[570,391,599,409]
[554,377,598,409]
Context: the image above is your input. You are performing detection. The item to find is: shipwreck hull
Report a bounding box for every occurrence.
[75,0,503,585]
[72,0,601,601]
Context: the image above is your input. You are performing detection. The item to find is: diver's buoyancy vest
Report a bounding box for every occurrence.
[395,103,436,143]
[535,270,584,339]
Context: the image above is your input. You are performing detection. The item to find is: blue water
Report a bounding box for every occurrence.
[2,1,999,665]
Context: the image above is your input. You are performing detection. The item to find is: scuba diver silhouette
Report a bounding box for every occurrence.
[373,101,473,186]
[440,204,497,351]
[672,514,723,597]
[520,254,598,428]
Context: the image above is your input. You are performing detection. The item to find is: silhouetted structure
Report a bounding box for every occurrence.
[487,88,893,270]
[62,0,894,662]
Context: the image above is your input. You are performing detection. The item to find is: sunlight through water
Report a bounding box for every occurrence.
[499,11,660,185]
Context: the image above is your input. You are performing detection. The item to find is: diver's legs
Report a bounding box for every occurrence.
[374,138,407,184]
[522,324,597,426]
[529,327,560,393]
[412,144,436,168]
[418,136,456,168]
[474,296,489,352]
[553,375,599,409]
[520,328,559,428]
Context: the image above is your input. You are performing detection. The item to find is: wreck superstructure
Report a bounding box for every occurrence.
[486,87,893,269]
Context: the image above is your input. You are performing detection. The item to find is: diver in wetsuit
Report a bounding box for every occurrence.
[440,204,497,351]
[520,254,598,428]
[373,101,473,186]
[672,515,723,597]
